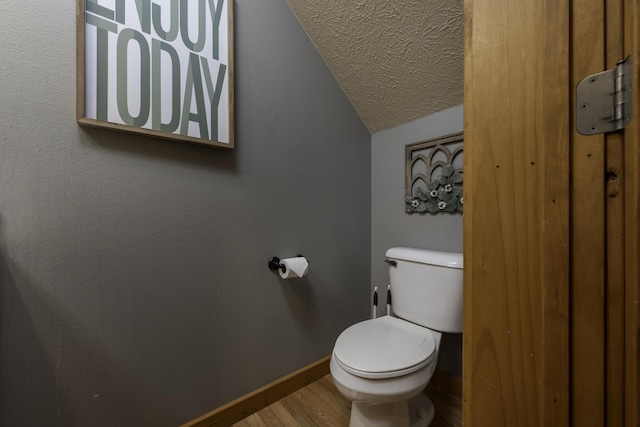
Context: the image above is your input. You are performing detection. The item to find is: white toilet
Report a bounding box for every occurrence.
[330,247,463,427]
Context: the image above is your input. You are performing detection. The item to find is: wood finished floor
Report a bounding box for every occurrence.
[232,374,462,427]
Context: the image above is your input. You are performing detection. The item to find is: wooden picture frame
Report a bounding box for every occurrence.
[76,0,234,149]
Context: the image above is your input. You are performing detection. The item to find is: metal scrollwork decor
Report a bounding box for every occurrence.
[405,132,463,214]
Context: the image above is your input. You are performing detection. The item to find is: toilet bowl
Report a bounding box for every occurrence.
[330,315,441,427]
[330,247,463,427]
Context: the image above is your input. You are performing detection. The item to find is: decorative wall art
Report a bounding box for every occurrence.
[77,0,234,149]
[405,132,463,214]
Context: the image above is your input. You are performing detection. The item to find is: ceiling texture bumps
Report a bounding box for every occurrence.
[286,0,464,133]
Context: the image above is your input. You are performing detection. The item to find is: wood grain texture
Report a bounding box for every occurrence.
[233,374,462,427]
[624,1,640,424]
[183,360,462,427]
[181,357,330,427]
[571,0,608,424]
[540,2,572,424]
[463,0,570,425]
[605,1,625,425]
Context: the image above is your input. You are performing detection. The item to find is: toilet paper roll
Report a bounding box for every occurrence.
[279,257,309,279]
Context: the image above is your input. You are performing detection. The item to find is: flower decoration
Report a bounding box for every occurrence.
[405,164,463,214]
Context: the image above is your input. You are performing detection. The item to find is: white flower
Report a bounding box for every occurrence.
[438,201,447,210]
[460,197,464,205]
[411,199,420,208]
[445,184,452,192]
[430,190,438,198]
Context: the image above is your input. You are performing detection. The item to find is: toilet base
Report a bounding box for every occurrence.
[408,394,435,426]
[348,394,435,427]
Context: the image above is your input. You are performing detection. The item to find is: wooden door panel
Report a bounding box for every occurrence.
[463,0,570,425]
[571,0,608,424]
[623,1,640,425]
[604,2,626,420]
[464,0,637,424]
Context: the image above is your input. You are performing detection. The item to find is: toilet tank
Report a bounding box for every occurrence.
[385,247,463,333]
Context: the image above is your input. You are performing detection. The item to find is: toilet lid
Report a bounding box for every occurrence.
[333,316,436,379]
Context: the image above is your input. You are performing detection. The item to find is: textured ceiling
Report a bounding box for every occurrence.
[286,0,464,133]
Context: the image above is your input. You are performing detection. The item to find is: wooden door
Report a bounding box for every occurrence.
[570,0,640,424]
[622,2,640,424]
[463,0,639,425]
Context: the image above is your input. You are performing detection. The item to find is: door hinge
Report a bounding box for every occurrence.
[577,56,633,135]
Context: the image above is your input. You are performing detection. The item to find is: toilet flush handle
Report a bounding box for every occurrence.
[384,259,397,267]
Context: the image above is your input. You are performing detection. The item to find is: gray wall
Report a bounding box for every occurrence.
[0,1,370,426]
[371,104,463,377]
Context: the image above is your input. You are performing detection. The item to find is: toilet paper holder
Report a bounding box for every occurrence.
[268,255,306,273]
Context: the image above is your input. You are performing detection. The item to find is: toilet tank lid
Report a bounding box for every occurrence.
[385,247,463,269]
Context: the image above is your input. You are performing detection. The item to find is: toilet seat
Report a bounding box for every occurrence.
[333,316,436,380]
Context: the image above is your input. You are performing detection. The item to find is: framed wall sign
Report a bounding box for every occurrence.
[76,0,234,149]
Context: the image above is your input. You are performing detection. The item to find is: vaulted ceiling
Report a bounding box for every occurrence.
[286,0,464,134]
